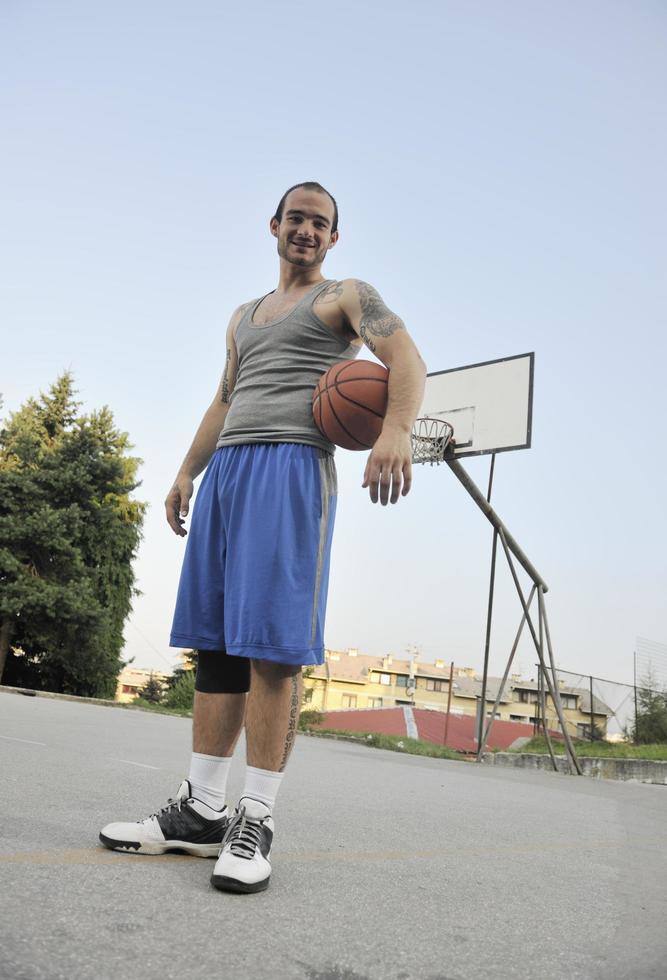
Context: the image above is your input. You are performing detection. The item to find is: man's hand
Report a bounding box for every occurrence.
[165,475,194,536]
[362,427,413,505]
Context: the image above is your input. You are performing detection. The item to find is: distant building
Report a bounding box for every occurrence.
[116,667,172,703]
[303,649,610,738]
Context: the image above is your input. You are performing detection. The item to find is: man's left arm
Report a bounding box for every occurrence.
[339,279,427,505]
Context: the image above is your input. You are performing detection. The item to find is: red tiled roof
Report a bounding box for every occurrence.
[314,707,544,752]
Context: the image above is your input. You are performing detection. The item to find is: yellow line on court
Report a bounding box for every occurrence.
[1,836,665,867]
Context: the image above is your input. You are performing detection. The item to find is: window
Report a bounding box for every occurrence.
[517,690,538,704]
[377,673,391,685]
[303,688,314,703]
[577,723,591,738]
[561,694,577,709]
[509,714,526,722]
[368,697,383,708]
[122,685,136,694]
[425,679,445,692]
[395,675,408,687]
[342,694,357,708]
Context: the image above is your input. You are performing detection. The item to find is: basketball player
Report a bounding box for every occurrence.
[100,182,427,893]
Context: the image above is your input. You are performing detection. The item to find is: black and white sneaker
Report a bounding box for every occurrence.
[99,779,229,857]
[211,798,274,893]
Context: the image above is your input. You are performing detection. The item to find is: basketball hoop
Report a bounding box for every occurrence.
[411,418,454,466]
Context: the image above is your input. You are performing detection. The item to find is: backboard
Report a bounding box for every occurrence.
[419,352,534,458]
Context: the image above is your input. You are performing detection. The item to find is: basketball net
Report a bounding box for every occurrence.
[411,418,454,465]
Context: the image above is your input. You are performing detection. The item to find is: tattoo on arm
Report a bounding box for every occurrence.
[221,348,231,403]
[279,674,300,771]
[355,280,405,353]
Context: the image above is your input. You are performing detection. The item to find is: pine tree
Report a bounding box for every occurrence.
[0,373,146,697]
[139,673,165,704]
[162,669,195,711]
[632,670,667,744]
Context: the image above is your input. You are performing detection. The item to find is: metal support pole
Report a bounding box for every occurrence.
[446,458,548,592]
[538,600,558,771]
[589,674,595,741]
[477,585,536,758]
[443,456,581,772]
[444,660,454,746]
[478,453,498,747]
[496,529,582,774]
[634,650,639,742]
[538,588,583,775]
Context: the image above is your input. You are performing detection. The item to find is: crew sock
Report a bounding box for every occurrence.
[188,752,232,811]
[240,765,284,812]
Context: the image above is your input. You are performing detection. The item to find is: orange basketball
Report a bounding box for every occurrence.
[312,359,389,450]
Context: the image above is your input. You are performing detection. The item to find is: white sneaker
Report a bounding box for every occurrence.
[99,779,229,857]
[211,798,274,893]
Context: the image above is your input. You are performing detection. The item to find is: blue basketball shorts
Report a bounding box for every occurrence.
[169,443,338,667]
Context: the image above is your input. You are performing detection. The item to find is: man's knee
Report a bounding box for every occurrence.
[195,649,251,694]
[251,659,301,683]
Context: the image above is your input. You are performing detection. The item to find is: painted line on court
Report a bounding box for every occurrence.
[0,734,47,746]
[115,759,162,770]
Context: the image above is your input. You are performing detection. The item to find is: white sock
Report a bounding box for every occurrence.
[188,752,232,811]
[241,765,284,812]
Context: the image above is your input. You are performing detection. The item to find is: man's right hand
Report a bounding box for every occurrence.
[165,475,194,537]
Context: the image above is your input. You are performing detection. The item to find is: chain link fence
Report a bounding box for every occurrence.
[532,662,665,743]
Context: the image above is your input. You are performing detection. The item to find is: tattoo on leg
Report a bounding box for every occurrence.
[279,674,300,772]
[354,280,405,352]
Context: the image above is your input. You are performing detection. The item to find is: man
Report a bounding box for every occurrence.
[100,182,427,893]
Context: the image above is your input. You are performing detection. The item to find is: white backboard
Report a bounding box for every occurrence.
[420,353,534,458]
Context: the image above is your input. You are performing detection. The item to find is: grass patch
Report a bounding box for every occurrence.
[128,698,193,719]
[508,736,667,760]
[303,727,465,761]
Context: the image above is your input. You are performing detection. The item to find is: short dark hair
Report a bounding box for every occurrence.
[273,181,339,233]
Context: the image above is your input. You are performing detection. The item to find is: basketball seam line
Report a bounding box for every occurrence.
[324,384,371,449]
[332,385,385,420]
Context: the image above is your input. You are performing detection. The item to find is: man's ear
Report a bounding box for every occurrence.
[327,230,339,250]
[270,217,280,239]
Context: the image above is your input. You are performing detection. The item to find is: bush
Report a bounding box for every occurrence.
[299,708,324,730]
[162,669,195,711]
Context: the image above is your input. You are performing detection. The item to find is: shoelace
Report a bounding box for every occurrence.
[146,796,186,821]
[223,807,263,860]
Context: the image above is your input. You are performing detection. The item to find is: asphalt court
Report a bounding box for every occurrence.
[2,689,667,980]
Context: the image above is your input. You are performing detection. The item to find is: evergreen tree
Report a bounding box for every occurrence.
[632,671,667,744]
[139,673,165,704]
[165,649,198,690]
[162,669,196,711]
[0,373,145,697]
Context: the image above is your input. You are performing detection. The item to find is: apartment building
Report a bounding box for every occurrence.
[116,666,171,703]
[304,649,609,737]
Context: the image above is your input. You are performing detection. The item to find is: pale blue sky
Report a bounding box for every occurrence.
[2,1,665,684]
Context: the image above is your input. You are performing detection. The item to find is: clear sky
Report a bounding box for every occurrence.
[2,0,665,685]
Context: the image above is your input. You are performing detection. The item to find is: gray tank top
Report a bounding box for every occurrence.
[216,279,359,455]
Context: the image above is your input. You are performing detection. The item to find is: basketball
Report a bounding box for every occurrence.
[312,359,389,450]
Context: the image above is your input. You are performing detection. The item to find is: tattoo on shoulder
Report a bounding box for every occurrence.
[315,281,343,306]
[354,280,405,352]
[221,347,231,403]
